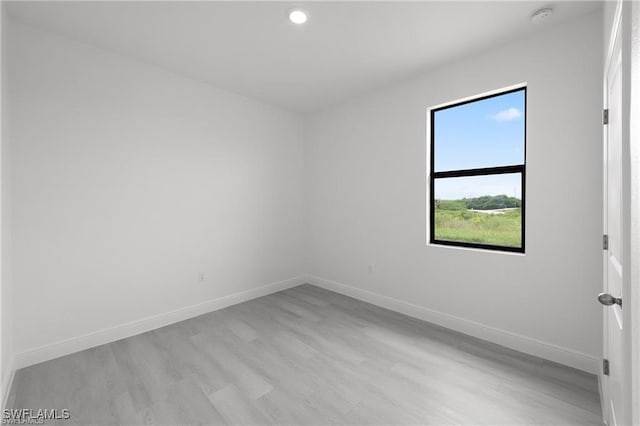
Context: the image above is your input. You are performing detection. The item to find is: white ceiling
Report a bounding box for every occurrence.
[6,1,601,113]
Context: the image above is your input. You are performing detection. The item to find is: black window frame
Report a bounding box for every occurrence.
[429,86,526,253]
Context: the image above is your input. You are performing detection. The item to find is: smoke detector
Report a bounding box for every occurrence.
[531,8,553,25]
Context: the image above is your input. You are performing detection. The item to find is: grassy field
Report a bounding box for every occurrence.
[434,208,522,247]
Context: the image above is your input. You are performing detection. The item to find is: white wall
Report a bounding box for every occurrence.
[7,20,306,363]
[306,11,604,369]
[0,1,14,407]
[5,8,605,376]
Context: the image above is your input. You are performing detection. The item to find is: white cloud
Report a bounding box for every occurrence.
[491,107,522,122]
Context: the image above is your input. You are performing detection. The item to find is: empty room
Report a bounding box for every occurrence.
[0,0,639,425]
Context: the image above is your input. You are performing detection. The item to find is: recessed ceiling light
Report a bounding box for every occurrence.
[289,9,308,25]
[531,8,553,25]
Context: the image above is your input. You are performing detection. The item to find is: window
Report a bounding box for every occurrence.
[429,86,526,253]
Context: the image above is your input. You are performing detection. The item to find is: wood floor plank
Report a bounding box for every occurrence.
[8,284,603,425]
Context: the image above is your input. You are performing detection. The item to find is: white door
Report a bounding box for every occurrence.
[602,11,625,426]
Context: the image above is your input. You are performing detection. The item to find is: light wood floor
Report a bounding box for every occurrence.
[8,284,603,425]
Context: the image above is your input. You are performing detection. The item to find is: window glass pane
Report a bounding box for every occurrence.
[434,173,522,248]
[433,89,525,172]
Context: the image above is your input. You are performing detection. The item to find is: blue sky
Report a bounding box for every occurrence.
[433,89,525,200]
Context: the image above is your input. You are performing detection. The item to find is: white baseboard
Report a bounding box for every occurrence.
[306,275,601,374]
[14,275,307,369]
[13,273,601,375]
[1,358,15,410]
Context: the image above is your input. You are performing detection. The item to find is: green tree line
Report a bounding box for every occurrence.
[436,194,521,211]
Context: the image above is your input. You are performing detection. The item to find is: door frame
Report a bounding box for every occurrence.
[601,1,621,422]
[628,2,640,424]
[602,1,638,424]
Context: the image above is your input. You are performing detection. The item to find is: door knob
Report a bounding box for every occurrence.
[598,293,622,307]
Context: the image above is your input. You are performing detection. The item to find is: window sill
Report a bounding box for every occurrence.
[427,242,526,256]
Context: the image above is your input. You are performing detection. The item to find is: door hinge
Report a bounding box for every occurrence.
[603,359,610,376]
[603,234,608,250]
[603,109,609,125]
